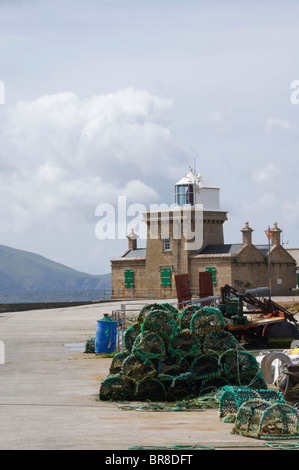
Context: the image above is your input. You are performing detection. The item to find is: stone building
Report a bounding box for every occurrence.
[110,168,296,299]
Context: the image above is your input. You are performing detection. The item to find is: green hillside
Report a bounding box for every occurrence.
[0,245,111,292]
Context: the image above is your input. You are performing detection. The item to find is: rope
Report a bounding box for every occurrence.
[263,441,299,450]
[116,392,219,412]
[129,443,298,450]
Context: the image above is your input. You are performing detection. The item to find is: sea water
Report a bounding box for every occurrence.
[0,289,111,304]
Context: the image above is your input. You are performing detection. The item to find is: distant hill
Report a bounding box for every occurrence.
[0,244,111,292]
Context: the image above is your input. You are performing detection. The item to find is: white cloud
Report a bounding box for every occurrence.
[253,162,280,184]
[0,88,185,235]
[258,192,277,207]
[206,105,232,124]
[265,118,295,133]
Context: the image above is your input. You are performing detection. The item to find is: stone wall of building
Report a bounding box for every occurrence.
[111,259,146,299]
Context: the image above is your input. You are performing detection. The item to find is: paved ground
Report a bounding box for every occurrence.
[0,298,298,451]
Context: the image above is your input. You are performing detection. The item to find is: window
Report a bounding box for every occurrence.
[163,237,171,251]
[175,184,195,206]
[161,267,171,287]
[124,269,134,287]
[205,267,216,286]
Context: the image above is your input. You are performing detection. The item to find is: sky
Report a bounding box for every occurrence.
[0,0,299,275]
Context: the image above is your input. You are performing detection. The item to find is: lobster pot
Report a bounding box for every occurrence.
[191,353,221,381]
[190,307,226,335]
[199,377,231,396]
[165,373,195,402]
[84,337,95,353]
[134,377,167,401]
[109,350,130,374]
[178,305,202,330]
[158,356,190,382]
[218,386,261,421]
[161,303,179,320]
[121,354,157,382]
[219,349,260,380]
[99,374,133,401]
[138,304,169,324]
[95,319,117,354]
[141,310,179,342]
[123,323,141,352]
[232,399,299,440]
[203,331,241,355]
[132,331,166,361]
[169,330,203,360]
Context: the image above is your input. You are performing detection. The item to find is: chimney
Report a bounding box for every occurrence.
[271,222,282,246]
[127,228,138,250]
[241,221,253,245]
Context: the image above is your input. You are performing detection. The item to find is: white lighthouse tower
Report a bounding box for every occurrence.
[174,167,221,211]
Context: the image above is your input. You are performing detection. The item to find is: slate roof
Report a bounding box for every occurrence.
[196,243,270,256]
[122,248,146,259]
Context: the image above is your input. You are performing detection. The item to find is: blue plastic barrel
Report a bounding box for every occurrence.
[95,318,117,354]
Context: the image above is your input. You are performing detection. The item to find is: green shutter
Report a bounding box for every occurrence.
[161,268,171,287]
[205,267,216,286]
[124,269,134,287]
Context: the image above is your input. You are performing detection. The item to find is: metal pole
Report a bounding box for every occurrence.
[265,226,274,304]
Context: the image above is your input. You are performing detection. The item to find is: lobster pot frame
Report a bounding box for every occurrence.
[121,354,157,382]
[203,330,241,355]
[99,374,133,401]
[191,353,221,380]
[199,377,231,396]
[178,305,202,330]
[258,389,285,403]
[157,356,190,382]
[161,303,179,320]
[109,350,130,374]
[218,386,261,420]
[141,310,179,341]
[138,304,169,324]
[123,323,141,352]
[219,349,260,380]
[227,369,268,389]
[169,330,203,359]
[165,374,196,402]
[132,331,166,361]
[134,377,167,402]
[232,399,299,440]
[190,307,226,335]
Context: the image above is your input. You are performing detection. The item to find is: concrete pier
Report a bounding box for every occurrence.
[0,299,296,451]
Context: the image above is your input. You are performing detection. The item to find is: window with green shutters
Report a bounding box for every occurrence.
[124,269,134,287]
[205,267,216,286]
[161,267,171,287]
